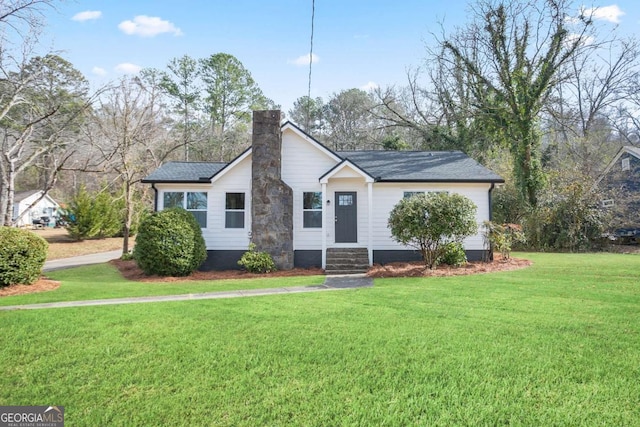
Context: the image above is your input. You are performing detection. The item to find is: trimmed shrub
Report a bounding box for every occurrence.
[238,243,277,273]
[388,192,477,269]
[0,227,48,287]
[133,207,206,276]
[439,242,467,267]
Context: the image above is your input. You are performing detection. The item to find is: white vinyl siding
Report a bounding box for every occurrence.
[154,128,495,255]
[282,128,338,250]
[156,155,252,251]
[371,183,491,251]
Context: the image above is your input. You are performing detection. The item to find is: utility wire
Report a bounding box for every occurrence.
[306,0,315,130]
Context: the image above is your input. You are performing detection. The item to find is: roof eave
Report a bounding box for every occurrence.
[376,178,505,184]
[140,179,212,184]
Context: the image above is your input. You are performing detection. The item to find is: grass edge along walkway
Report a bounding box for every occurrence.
[0,276,373,311]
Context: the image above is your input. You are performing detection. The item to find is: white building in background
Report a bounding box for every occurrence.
[12,190,60,228]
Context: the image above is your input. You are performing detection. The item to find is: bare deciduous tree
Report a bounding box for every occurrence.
[84,76,184,254]
[0,53,90,226]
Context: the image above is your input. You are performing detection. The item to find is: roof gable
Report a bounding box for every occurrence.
[597,145,640,184]
[320,159,375,184]
[624,146,640,159]
[14,190,59,207]
[281,121,341,163]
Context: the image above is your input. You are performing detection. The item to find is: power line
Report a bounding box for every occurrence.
[306,0,315,130]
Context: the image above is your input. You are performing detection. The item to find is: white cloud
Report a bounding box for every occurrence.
[118,15,183,37]
[72,10,102,22]
[92,66,107,76]
[115,63,142,74]
[360,81,379,91]
[288,53,320,66]
[564,33,595,47]
[582,5,625,23]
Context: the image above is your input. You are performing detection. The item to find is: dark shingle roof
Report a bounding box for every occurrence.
[337,150,504,183]
[142,162,227,183]
[14,190,40,202]
[142,151,503,184]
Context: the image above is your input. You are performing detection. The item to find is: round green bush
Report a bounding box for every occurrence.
[133,207,206,276]
[0,227,48,287]
[438,242,467,267]
[238,243,276,273]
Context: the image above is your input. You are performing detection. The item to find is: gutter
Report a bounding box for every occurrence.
[375,179,505,184]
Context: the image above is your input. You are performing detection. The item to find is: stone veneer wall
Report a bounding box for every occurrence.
[250,110,294,269]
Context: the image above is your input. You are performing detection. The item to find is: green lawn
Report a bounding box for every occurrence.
[0,263,325,306]
[1,252,639,425]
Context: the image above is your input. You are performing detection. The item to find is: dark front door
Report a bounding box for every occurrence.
[335,192,357,243]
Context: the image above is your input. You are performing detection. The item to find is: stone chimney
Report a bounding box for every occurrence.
[251,110,294,269]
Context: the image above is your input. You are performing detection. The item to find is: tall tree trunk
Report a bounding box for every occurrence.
[3,159,16,226]
[122,181,133,255]
[0,163,8,227]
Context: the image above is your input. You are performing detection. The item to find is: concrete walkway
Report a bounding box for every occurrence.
[4,251,373,311]
[0,275,373,311]
[43,250,122,272]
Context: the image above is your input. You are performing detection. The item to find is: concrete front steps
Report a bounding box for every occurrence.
[325,248,370,275]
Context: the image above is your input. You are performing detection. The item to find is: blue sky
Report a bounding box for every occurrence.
[40,1,638,112]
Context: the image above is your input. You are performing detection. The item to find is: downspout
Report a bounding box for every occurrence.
[488,183,495,261]
[488,183,495,221]
[151,183,159,212]
[367,181,373,266]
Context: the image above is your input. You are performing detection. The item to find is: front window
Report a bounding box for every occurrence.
[403,191,424,199]
[187,192,207,228]
[164,192,184,208]
[163,191,207,228]
[303,192,322,228]
[225,193,245,228]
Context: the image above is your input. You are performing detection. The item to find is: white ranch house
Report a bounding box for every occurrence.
[142,111,503,273]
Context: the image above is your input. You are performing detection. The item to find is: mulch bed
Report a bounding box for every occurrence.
[0,279,60,297]
[108,259,325,282]
[367,256,532,278]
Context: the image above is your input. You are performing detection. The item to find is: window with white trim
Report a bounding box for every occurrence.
[303,192,322,228]
[163,191,208,228]
[403,191,448,199]
[403,191,425,198]
[225,193,245,228]
[622,157,630,171]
